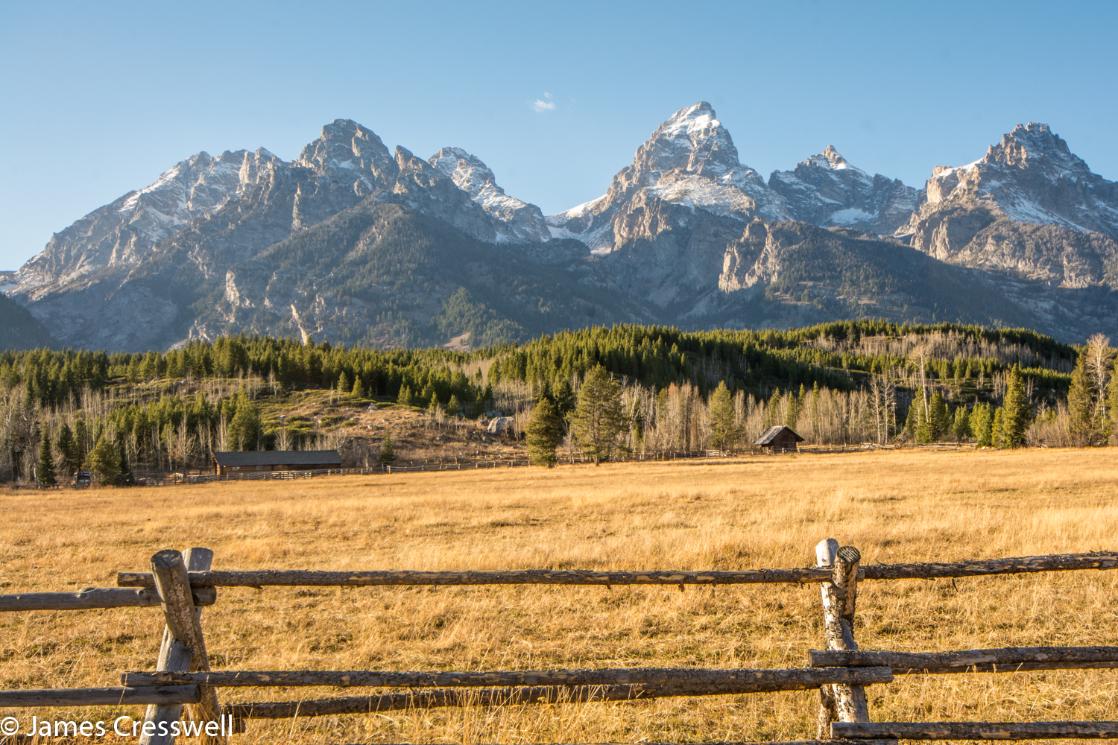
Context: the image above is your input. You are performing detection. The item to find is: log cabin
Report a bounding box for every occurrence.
[754,425,804,453]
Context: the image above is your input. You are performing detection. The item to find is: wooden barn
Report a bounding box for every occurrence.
[213,450,342,476]
[754,425,804,453]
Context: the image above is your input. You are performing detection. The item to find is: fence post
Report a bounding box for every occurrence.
[142,549,226,745]
[815,538,871,737]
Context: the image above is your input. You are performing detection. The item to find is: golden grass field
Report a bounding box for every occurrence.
[2,448,1117,744]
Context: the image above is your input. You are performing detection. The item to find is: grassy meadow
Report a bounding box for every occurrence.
[1,448,1117,743]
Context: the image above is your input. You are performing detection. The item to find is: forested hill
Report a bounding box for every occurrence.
[488,322,1075,398]
[2,321,1076,410]
[2,320,1105,482]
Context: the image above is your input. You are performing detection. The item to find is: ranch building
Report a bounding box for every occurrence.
[213,449,342,476]
[754,425,804,453]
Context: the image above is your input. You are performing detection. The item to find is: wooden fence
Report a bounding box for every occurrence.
[1,544,1117,744]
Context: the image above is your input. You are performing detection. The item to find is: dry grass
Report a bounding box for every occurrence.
[1,448,1117,744]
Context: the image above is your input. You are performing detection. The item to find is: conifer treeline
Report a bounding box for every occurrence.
[1,337,481,409]
[0,321,1106,483]
[488,322,1074,399]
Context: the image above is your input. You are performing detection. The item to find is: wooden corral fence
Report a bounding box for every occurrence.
[1,543,1117,744]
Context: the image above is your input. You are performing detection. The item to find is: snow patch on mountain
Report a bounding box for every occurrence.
[428,147,549,242]
[648,173,758,218]
[770,146,918,235]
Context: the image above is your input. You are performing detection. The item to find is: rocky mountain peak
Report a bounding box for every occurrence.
[16,109,1118,352]
[297,119,396,183]
[769,146,916,235]
[108,148,256,226]
[905,122,1118,287]
[803,145,854,171]
[982,122,1089,176]
[428,147,549,243]
[920,123,1113,218]
[429,147,499,194]
[238,147,282,185]
[13,147,254,298]
[635,101,743,180]
[547,101,790,252]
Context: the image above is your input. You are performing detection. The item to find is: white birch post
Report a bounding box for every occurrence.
[816,538,871,737]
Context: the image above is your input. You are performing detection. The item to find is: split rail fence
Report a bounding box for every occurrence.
[1,543,1117,744]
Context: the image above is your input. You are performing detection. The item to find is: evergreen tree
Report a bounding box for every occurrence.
[763,388,783,427]
[397,385,413,406]
[378,435,396,466]
[997,366,1032,448]
[116,439,134,485]
[570,366,625,464]
[446,394,461,418]
[36,432,56,487]
[1067,352,1094,445]
[228,395,262,450]
[991,408,1006,448]
[526,397,564,467]
[903,400,920,441]
[337,371,350,393]
[88,435,121,486]
[552,380,576,416]
[951,407,971,443]
[910,390,948,444]
[351,376,364,399]
[930,392,951,441]
[708,381,738,453]
[57,423,80,476]
[971,403,994,447]
[427,392,441,416]
[74,418,90,466]
[785,385,805,429]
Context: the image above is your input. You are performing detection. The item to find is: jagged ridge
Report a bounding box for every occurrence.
[6,105,1118,351]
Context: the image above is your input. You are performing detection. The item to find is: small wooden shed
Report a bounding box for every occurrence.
[754,425,804,453]
[213,450,342,476]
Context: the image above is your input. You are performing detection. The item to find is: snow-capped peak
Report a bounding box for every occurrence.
[546,102,792,252]
[769,146,917,235]
[427,147,549,243]
[116,150,246,218]
[658,101,720,139]
[637,101,745,180]
[911,122,1118,240]
[429,147,499,195]
[802,145,860,173]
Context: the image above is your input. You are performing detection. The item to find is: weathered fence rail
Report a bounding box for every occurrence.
[123,666,893,690]
[112,550,1118,589]
[0,686,200,707]
[832,722,1118,740]
[0,544,1115,744]
[810,646,1118,674]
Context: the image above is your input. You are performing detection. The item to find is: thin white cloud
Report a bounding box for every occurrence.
[532,91,557,113]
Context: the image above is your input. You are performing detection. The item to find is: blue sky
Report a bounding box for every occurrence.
[2,1,1117,268]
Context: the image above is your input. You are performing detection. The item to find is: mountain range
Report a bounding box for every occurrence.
[7,102,1118,350]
